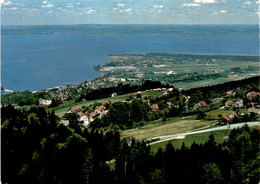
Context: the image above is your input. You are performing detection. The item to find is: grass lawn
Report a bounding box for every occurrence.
[141,91,163,100]
[121,116,216,140]
[206,108,249,119]
[150,129,231,154]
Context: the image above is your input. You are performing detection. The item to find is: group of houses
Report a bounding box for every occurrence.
[248,108,260,115]
[64,103,109,127]
[222,107,260,124]
[246,91,259,99]
[247,91,260,107]
[223,112,237,123]
[151,102,174,111]
[193,101,207,110]
[145,88,174,92]
[224,91,260,108]
[225,99,243,108]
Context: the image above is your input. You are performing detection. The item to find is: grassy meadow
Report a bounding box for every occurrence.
[150,129,231,154]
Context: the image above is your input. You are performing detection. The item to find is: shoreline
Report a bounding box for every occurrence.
[2,52,260,94]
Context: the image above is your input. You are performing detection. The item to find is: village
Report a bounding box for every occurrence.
[41,87,260,135]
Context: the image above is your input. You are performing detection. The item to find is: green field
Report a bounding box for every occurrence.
[121,115,217,140]
[150,129,231,154]
[100,58,259,90]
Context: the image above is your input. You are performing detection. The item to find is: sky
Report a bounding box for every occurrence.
[1,0,259,25]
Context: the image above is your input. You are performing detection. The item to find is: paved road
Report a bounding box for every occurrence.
[182,95,189,103]
[148,121,260,145]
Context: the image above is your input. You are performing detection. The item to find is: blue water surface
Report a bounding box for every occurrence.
[2,26,259,91]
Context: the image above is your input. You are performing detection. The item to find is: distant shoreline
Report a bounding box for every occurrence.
[2,52,260,94]
[2,24,258,36]
[2,23,258,27]
[2,25,258,92]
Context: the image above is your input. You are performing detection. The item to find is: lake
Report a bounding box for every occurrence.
[1,24,259,92]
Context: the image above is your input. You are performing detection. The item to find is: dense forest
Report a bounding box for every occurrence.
[182,76,260,102]
[2,105,260,184]
[76,80,173,102]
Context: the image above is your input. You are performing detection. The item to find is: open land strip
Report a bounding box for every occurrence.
[149,122,260,153]
[121,116,217,140]
[149,121,260,145]
[97,53,260,90]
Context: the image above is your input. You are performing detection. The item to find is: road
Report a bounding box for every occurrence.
[148,121,260,145]
[182,95,189,103]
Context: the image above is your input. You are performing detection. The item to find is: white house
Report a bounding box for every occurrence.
[59,120,69,126]
[79,114,93,127]
[166,71,177,75]
[39,98,52,106]
[233,99,243,108]
[45,99,52,105]
[99,110,109,119]
[111,92,117,97]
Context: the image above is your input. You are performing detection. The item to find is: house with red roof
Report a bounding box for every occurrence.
[225,101,234,107]
[68,106,82,113]
[151,104,159,111]
[130,93,137,98]
[248,108,260,115]
[96,105,106,113]
[104,101,110,105]
[193,101,207,109]
[223,113,237,123]
[90,110,100,118]
[200,101,207,107]
[224,116,233,122]
[247,91,260,98]
[226,90,235,95]
[79,112,93,127]
[81,112,90,117]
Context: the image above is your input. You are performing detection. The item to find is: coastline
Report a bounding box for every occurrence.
[2,24,259,92]
[2,52,260,94]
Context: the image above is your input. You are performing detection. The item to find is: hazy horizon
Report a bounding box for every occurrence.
[1,0,259,25]
[2,23,260,26]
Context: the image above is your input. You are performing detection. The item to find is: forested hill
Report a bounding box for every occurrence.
[2,105,260,183]
[1,76,260,184]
